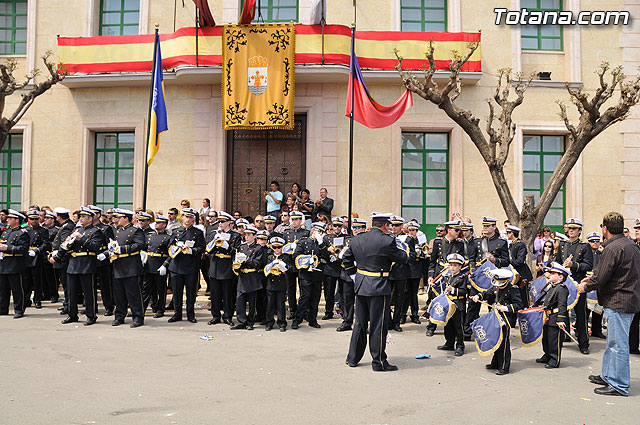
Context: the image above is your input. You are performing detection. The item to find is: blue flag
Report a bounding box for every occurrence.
[517,307,545,347]
[529,276,550,305]
[428,293,456,326]
[566,276,579,310]
[471,310,504,356]
[147,33,168,166]
[469,260,496,292]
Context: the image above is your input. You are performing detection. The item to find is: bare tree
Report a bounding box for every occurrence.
[0,50,66,150]
[395,41,640,254]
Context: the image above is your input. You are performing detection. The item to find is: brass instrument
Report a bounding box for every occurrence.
[232,252,248,275]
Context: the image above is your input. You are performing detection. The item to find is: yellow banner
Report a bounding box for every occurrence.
[222,24,295,130]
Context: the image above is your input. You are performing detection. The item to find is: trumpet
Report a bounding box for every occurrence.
[60,235,76,251]
[328,244,343,262]
[206,237,228,253]
[232,252,247,275]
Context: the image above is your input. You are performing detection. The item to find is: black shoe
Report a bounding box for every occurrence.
[400,317,406,324]
[230,324,246,330]
[34,302,42,309]
[259,320,268,326]
[84,318,97,326]
[345,360,358,368]
[411,317,421,324]
[57,306,65,311]
[167,316,182,323]
[0,311,8,315]
[104,310,114,317]
[425,328,434,337]
[495,369,509,375]
[130,322,144,328]
[437,345,454,351]
[59,309,69,315]
[265,325,273,331]
[208,318,221,325]
[111,319,123,326]
[322,313,333,320]
[223,318,233,325]
[153,311,164,318]
[485,364,497,370]
[279,326,286,332]
[291,322,299,329]
[589,375,607,385]
[13,312,24,319]
[372,363,398,372]
[591,332,606,339]
[536,356,550,364]
[187,318,197,324]
[336,324,352,332]
[246,324,254,330]
[309,322,321,329]
[25,301,32,308]
[594,385,624,396]
[51,298,59,303]
[630,349,640,355]
[393,324,402,332]
[454,348,464,357]
[545,363,558,369]
[580,348,590,355]
[61,316,78,324]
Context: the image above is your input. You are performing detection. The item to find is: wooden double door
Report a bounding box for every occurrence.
[226,115,306,218]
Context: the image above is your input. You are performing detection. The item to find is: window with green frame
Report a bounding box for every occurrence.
[401,132,449,239]
[0,133,22,209]
[100,0,139,36]
[523,134,565,232]
[400,0,447,32]
[242,0,298,23]
[94,132,134,210]
[0,0,27,55]
[521,0,563,51]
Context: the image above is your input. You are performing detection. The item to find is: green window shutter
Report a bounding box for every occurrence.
[94,132,135,210]
[0,133,23,209]
[400,0,447,32]
[100,0,139,36]
[520,0,563,51]
[0,0,28,55]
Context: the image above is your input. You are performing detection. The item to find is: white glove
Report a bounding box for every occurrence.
[314,233,323,244]
[186,247,193,255]
[97,253,106,261]
[349,274,356,281]
[113,245,121,254]
[176,241,185,248]
[51,250,58,258]
[185,240,195,248]
[28,250,36,257]
[158,265,167,276]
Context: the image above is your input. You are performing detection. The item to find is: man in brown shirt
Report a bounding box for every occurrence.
[578,212,640,396]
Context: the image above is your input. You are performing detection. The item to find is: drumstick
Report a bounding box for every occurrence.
[560,327,580,346]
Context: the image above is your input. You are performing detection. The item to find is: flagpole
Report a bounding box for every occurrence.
[143,25,160,211]
[195,9,199,67]
[348,21,355,231]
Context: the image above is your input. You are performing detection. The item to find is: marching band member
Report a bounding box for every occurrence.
[586,232,605,339]
[254,229,270,324]
[142,214,171,317]
[337,217,367,332]
[88,205,116,317]
[51,207,76,315]
[42,210,59,303]
[436,253,468,357]
[389,216,415,332]
[322,216,345,320]
[264,236,291,331]
[402,222,423,325]
[506,225,533,308]
[0,210,30,318]
[471,268,522,375]
[537,262,570,369]
[23,210,51,309]
[230,224,265,330]
[283,211,309,319]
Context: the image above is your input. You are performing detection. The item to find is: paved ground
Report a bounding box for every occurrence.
[1,295,639,425]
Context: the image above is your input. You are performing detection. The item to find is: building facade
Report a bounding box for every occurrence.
[1,0,638,237]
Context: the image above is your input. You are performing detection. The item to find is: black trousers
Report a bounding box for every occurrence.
[347,294,391,369]
[341,279,355,326]
[43,263,58,300]
[323,275,338,314]
[390,279,406,326]
[95,265,114,312]
[542,324,563,367]
[199,256,210,291]
[67,273,96,320]
[0,273,24,314]
[489,324,511,372]
[566,293,589,350]
[287,273,298,313]
[519,281,530,309]
[266,289,287,328]
[402,277,420,319]
[255,286,267,322]
[210,278,234,321]
[464,291,481,337]
[236,290,257,326]
[56,267,69,309]
[113,275,144,323]
[630,311,640,351]
[587,308,603,335]
[295,280,322,325]
[171,272,198,320]
[142,272,167,313]
[444,309,465,349]
[23,265,43,305]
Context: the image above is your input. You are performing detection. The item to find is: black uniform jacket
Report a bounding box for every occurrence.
[94,221,115,269]
[283,227,309,274]
[407,235,423,279]
[264,252,292,291]
[390,234,416,280]
[236,241,266,293]
[25,225,50,268]
[339,234,354,283]
[555,239,593,281]
[443,272,468,311]
[144,230,171,274]
[0,226,30,274]
[207,229,242,280]
[472,234,510,269]
[63,225,105,275]
[111,223,145,279]
[479,284,523,327]
[509,239,533,281]
[164,225,206,275]
[343,227,409,297]
[323,232,346,278]
[51,219,75,269]
[294,235,328,282]
[543,282,569,327]
[429,237,465,278]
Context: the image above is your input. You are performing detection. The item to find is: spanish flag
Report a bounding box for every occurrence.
[147,33,168,166]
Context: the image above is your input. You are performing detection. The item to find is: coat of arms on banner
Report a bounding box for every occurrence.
[222,23,295,130]
[248,56,268,95]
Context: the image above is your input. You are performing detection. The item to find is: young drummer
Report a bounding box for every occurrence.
[537,262,570,369]
[471,269,522,375]
[436,253,468,357]
[264,236,290,331]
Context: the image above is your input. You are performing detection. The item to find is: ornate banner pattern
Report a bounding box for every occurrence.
[222,24,295,130]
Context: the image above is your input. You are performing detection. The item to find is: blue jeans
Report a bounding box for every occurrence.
[601,307,634,395]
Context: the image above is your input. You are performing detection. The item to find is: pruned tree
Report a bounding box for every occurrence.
[395,41,640,254]
[0,50,66,150]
